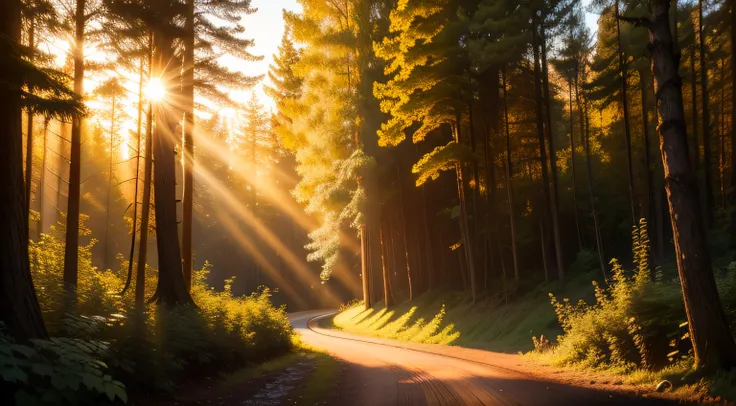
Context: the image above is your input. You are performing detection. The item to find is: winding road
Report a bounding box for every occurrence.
[289,311,680,406]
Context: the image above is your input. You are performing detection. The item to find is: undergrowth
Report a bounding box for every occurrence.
[1,220,293,405]
[538,219,736,401]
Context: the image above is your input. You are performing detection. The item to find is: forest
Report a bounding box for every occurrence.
[2,0,736,403]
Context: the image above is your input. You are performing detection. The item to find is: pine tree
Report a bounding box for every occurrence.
[620,0,736,372]
[375,0,479,302]
[1,0,83,339]
[284,0,377,308]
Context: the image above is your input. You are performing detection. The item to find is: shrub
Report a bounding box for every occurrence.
[4,229,294,403]
[0,325,126,406]
[548,220,689,370]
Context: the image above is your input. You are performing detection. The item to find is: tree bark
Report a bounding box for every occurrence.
[0,0,48,340]
[501,67,519,283]
[396,163,413,301]
[136,101,153,311]
[149,32,193,307]
[568,78,584,251]
[454,116,476,303]
[730,0,736,239]
[698,0,714,226]
[25,16,35,235]
[532,15,555,282]
[540,21,565,282]
[103,93,115,271]
[120,56,146,297]
[578,70,606,279]
[690,43,699,173]
[39,120,48,239]
[640,70,656,274]
[360,223,371,309]
[644,0,736,370]
[181,0,195,291]
[135,35,154,311]
[380,224,392,309]
[63,0,86,303]
[615,0,638,224]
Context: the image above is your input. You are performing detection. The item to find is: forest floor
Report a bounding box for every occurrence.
[145,349,349,405]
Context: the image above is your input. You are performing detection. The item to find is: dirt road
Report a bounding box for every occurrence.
[289,311,681,406]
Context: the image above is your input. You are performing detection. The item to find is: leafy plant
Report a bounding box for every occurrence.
[0,326,126,405]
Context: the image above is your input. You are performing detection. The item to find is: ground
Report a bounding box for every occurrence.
[148,311,722,406]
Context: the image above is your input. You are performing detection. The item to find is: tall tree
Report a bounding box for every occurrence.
[698,0,714,226]
[181,0,195,292]
[620,0,736,371]
[62,0,88,303]
[1,0,82,338]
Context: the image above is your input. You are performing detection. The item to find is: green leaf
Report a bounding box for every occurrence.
[2,366,28,383]
[30,363,54,377]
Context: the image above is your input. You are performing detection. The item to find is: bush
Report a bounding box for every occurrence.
[3,227,294,403]
[0,324,126,406]
[547,220,689,370]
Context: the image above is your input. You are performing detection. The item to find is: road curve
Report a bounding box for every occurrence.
[289,311,680,406]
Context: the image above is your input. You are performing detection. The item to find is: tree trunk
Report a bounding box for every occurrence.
[644,0,736,370]
[63,0,86,303]
[181,0,195,291]
[730,0,736,239]
[0,0,48,340]
[360,223,371,309]
[39,120,48,239]
[149,32,193,307]
[103,94,115,271]
[698,0,714,227]
[690,43,699,173]
[532,16,555,282]
[579,74,607,279]
[380,224,392,309]
[136,101,153,311]
[568,78,584,251]
[420,185,434,290]
[24,16,35,235]
[540,22,565,282]
[616,0,638,223]
[719,58,726,208]
[454,117,476,303]
[120,56,146,297]
[501,67,519,283]
[135,35,154,311]
[640,70,656,274]
[396,163,413,301]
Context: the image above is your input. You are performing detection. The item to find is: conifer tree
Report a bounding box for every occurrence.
[375,0,479,302]
[1,0,83,338]
[284,0,377,308]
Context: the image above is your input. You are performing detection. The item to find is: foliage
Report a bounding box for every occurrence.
[547,221,690,370]
[0,326,126,406]
[11,230,294,400]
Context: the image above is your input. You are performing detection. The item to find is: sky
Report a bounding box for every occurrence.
[227,0,302,112]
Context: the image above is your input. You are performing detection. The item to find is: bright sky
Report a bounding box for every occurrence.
[228,0,301,112]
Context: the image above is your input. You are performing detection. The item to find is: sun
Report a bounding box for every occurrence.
[145,77,167,102]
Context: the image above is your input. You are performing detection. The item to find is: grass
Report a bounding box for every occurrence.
[331,273,597,352]
[328,269,736,404]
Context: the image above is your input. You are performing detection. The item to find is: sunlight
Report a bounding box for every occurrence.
[145,77,167,102]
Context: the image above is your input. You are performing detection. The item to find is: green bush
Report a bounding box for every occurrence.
[0,324,126,406]
[548,220,689,370]
[3,226,294,403]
